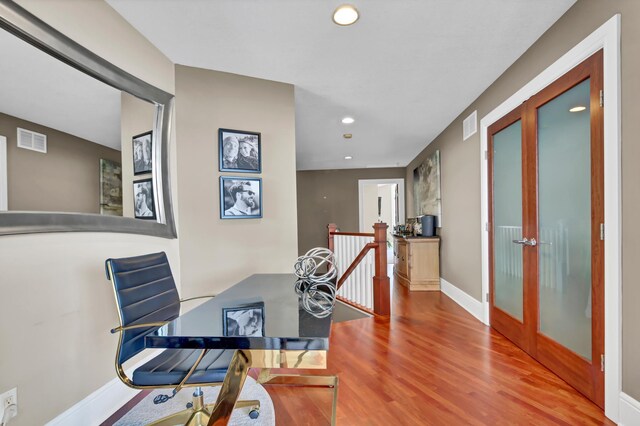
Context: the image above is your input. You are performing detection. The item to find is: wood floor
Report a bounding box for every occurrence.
[107,274,613,425]
[261,276,613,425]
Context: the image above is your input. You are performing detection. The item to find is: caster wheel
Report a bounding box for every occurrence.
[249,409,260,419]
[186,402,193,409]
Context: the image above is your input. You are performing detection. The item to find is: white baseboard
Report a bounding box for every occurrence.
[46,377,138,426]
[619,392,640,426]
[46,351,161,426]
[440,277,484,323]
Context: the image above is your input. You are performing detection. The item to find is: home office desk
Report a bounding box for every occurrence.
[145,273,335,426]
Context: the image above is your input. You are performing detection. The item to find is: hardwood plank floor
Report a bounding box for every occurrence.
[261,276,613,425]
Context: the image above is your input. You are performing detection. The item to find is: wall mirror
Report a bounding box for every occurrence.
[0,1,176,238]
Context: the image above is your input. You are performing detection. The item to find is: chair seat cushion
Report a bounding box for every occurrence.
[132,349,233,386]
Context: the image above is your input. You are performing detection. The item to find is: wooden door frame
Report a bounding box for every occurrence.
[487,105,532,352]
[479,15,621,421]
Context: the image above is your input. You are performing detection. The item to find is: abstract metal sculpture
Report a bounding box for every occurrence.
[294,248,337,318]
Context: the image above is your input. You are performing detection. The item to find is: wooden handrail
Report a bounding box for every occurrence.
[329,231,375,237]
[327,222,390,316]
[337,243,377,289]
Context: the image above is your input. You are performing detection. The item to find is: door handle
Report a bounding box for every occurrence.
[512,238,537,247]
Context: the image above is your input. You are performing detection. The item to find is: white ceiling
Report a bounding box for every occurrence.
[0,28,122,150]
[108,0,575,170]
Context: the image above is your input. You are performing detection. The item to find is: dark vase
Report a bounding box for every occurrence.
[421,215,435,237]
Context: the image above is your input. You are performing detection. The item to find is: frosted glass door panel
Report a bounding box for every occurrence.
[538,79,592,360]
[492,120,523,321]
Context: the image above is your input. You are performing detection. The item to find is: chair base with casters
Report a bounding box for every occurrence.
[147,386,259,426]
[124,347,260,426]
[105,252,260,425]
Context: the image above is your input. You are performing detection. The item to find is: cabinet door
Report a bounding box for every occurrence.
[397,241,408,277]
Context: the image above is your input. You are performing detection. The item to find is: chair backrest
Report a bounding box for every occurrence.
[106,252,180,365]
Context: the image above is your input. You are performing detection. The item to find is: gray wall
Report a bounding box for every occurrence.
[405,0,640,400]
[296,167,405,255]
[1,112,121,213]
[0,1,180,425]
[175,66,299,298]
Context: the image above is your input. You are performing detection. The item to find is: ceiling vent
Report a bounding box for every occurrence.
[17,127,47,153]
[463,110,478,141]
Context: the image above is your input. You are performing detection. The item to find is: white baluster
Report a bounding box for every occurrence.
[354,236,358,303]
[363,241,373,309]
[348,236,354,302]
[359,236,365,306]
[354,236,359,305]
[338,236,345,297]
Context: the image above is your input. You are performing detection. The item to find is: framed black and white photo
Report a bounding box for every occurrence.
[222,304,265,337]
[133,131,153,175]
[220,176,262,219]
[219,128,261,173]
[133,178,156,220]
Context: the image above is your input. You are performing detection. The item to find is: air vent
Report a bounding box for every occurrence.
[463,110,478,141]
[17,127,47,153]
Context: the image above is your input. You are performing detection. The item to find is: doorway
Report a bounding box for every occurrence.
[358,178,405,258]
[488,51,603,406]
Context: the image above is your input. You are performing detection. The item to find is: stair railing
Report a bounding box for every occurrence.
[328,222,390,316]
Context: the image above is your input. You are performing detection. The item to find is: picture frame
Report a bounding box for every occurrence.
[132,130,153,175]
[220,176,262,219]
[99,158,123,216]
[413,149,442,227]
[219,128,261,173]
[222,303,265,337]
[133,178,156,220]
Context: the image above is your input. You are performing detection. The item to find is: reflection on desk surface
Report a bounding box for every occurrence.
[146,274,333,351]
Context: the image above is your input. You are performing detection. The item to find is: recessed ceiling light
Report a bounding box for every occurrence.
[569,106,586,112]
[344,156,353,160]
[341,116,355,124]
[343,133,352,139]
[333,5,359,26]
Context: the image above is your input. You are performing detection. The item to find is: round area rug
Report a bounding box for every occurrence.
[114,376,274,426]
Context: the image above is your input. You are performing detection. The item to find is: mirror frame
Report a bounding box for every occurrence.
[0,0,177,238]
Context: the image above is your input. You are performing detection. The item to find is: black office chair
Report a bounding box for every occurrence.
[106,252,260,426]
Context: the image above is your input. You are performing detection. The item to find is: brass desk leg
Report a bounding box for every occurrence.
[257,370,339,426]
[207,350,251,426]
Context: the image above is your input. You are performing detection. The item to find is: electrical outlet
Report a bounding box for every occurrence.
[0,387,18,421]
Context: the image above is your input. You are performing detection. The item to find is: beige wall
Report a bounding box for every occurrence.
[405,0,640,400]
[0,2,178,425]
[121,93,156,218]
[296,168,405,255]
[175,66,298,297]
[1,112,121,213]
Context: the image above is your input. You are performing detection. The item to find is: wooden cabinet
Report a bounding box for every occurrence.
[393,236,440,291]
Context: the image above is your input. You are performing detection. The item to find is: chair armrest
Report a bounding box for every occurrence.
[179,295,216,303]
[110,322,168,334]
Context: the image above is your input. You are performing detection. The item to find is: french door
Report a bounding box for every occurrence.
[488,50,604,407]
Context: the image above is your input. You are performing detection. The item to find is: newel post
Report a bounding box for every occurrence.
[373,222,390,316]
[327,223,337,252]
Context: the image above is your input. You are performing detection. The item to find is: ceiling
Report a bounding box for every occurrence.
[108,0,575,170]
